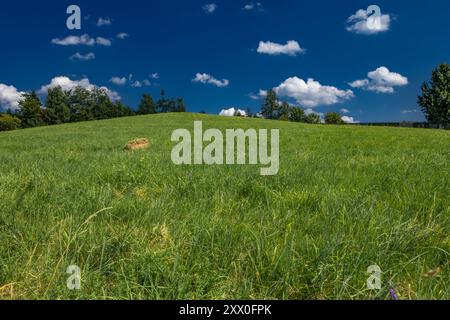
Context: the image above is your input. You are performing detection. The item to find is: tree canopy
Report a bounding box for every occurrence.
[2,87,187,131]
[325,112,344,125]
[260,89,317,124]
[418,63,450,128]
[18,91,43,128]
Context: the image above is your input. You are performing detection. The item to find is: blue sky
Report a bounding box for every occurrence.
[0,0,449,122]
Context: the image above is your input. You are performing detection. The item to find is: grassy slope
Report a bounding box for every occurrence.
[0,113,448,300]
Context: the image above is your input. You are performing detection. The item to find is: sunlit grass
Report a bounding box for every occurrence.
[0,113,448,300]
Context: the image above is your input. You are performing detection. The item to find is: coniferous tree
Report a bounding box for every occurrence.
[44,87,70,125]
[261,89,279,119]
[137,94,156,115]
[18,91,43,128]
[157,89,169,113]
[114,102,134,117]
[168,99,177,112]
[176,98,187,112]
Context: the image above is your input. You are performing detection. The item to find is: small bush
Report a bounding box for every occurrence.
[0,114,22,131]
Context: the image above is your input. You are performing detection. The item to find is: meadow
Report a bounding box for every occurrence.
[0,113,448,300]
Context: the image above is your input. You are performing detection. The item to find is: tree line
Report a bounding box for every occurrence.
[0,87,186,131]
[256,88,346,125]
[256,63,449,127]
[254,89,322,124]
[1,63,448,131]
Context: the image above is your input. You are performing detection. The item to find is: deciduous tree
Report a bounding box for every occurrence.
[418,63,450,128]
[325,112,344,125]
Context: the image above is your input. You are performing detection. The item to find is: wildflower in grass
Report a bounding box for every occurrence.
[389,285,399,300]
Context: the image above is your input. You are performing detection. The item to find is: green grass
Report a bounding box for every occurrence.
[0,113,448,300]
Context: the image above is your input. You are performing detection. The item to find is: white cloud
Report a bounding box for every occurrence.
[202,3,217,14]
[341,116,360,124]
[340,108,350,114]
[367,67,408,89]
[348,79,369,88]
[110,76,151,87]
[219,107,247,117]
[193,73,229,87]
[249,89,267,100]
[341,116,361,124]
[258,89,268,97]
[150,73,160,79]
[131,80,142,88]
[304,108,324,117]
[349,66,408,93]
[117,33,129,39]
[97,17,111,27]
[110,77,127,86]
[51,34,112,46]
[273,77,354,107]
[401,109,420,114]
[70,52,96,61]
[0,84,24,111]
[95,37,112,46]
[52,34,95,46]
[257,40,305,56]
[346,8,391,35]
[39,76,121,101]
[243,2,264,11]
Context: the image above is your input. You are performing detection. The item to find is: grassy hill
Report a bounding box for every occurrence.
[0,113,448,300]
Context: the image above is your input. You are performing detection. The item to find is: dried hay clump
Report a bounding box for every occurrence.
[124,138,150,151]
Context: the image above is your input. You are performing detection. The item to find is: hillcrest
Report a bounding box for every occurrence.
[171,121,279,176]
